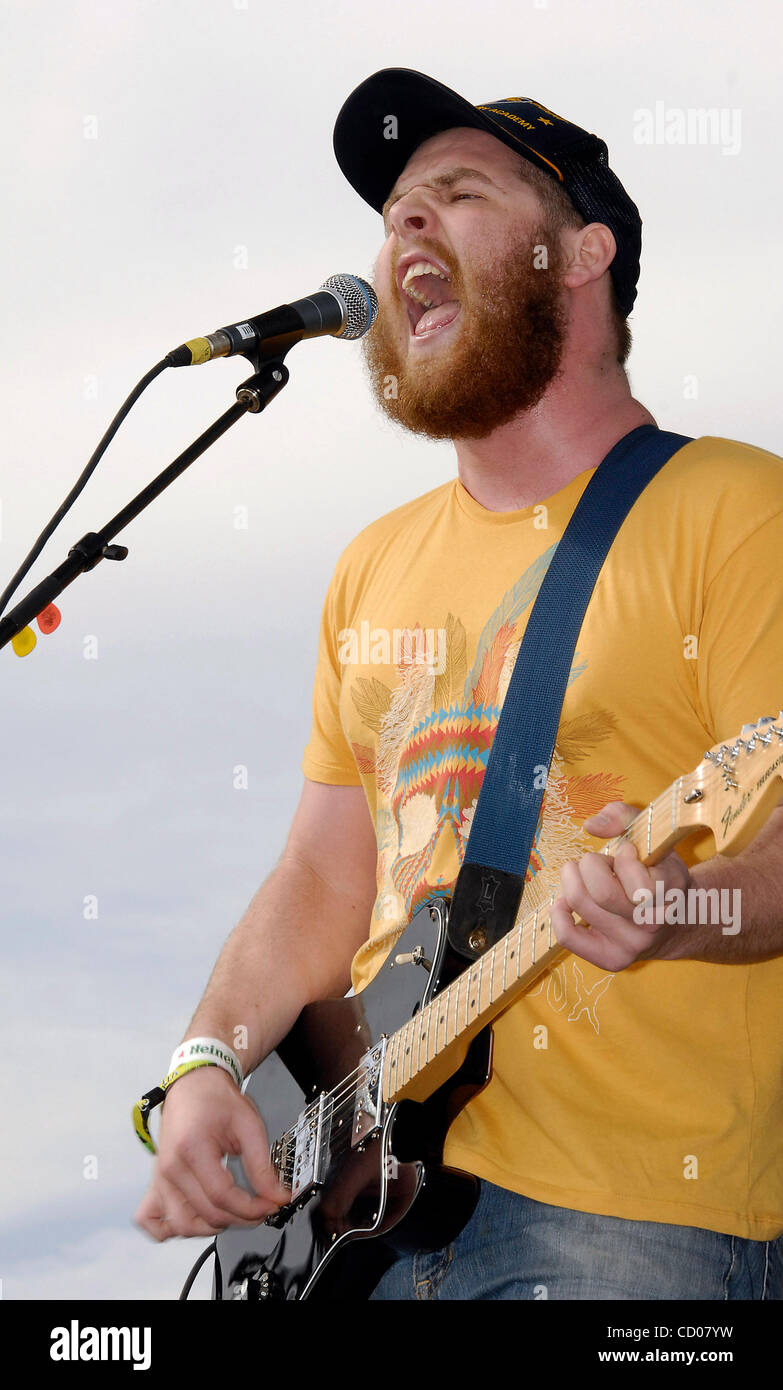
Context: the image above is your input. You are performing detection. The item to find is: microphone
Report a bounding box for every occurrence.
[167,274,378,367]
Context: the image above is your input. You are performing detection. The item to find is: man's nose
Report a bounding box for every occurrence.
[388,186,441,238]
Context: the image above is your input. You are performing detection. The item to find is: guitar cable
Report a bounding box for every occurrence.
[179,1240,222,1301]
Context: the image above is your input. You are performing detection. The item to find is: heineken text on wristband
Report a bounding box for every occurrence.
[168,1037,243,1087]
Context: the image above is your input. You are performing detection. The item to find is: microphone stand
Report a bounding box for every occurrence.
[0,360,289,652]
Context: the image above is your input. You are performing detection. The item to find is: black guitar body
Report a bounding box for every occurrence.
[213,897,492,1300]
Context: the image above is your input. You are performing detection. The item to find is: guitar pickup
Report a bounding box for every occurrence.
[290,1092,332,1202]
[351,1040,387,1149]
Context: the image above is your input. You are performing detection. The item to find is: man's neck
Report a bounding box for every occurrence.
[454,364,656,512]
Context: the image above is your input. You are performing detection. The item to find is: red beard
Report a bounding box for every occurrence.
[362,222,568,441]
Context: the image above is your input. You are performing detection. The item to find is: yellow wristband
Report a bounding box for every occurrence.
[132,1058,218,1155]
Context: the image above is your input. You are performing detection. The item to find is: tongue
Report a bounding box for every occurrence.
[414,300,460,336]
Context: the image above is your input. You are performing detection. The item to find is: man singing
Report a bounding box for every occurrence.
[135,69,783,1300]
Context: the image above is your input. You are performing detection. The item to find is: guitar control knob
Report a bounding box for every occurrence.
[228,1256,284,1301]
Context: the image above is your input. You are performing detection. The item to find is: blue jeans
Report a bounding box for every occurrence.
[369,1180,783,1300]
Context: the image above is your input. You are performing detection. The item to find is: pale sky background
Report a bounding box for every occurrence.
[0,0,780,1301]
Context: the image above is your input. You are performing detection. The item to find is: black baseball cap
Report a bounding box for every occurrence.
[333,68,642,316]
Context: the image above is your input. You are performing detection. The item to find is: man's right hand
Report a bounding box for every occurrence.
[134,1066,291,1242]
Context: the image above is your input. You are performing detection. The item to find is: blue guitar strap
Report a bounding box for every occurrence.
[447,423,693,960]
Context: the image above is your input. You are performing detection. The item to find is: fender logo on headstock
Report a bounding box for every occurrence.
[720,750,783,838]
[721,793,752,838]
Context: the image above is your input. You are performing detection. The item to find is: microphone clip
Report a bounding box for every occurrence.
[235,360,290,414]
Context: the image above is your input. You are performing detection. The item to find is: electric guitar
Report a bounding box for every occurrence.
[213,715,783,1300]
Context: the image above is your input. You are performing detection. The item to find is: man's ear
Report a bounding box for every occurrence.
[562,223,617,291]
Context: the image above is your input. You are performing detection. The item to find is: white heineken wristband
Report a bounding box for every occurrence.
[168,1037,243,1088]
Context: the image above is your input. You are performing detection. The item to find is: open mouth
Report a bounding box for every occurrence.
[398,258,461,339]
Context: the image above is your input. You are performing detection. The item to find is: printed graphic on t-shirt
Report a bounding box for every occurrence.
[347,558,625,1031]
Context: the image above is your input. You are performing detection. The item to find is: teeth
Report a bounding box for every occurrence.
[406,287,436,307]
[401,259,450,294]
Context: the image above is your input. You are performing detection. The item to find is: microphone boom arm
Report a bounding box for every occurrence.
[0,360,289,653]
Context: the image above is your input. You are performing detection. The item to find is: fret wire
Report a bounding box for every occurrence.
[400,1021,407,1080]
[466,962,473,1027]
[464,960,470,1029]
[494,935,503,1005]
[412,1013,420,1084]
[403,1017,413,1087]
[413,1007,423,1079]
[431,994,440,1060]
[396,1018,405,1088]
[423,996,432,1067]
[489,934,503,1000]
[441,988,449,1053]
[426,995,436,1063]
[417,1001,427,1075]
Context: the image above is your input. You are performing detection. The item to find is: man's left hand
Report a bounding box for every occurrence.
[550,801,692,971]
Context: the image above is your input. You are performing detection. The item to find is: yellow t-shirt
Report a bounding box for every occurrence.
[302,434,783,1241]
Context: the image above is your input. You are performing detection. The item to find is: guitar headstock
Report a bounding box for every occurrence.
[679,713,783,855]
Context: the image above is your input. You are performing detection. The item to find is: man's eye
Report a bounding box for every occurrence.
[452,192,479,201]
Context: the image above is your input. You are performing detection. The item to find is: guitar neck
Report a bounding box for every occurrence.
[382,719,783,1107]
